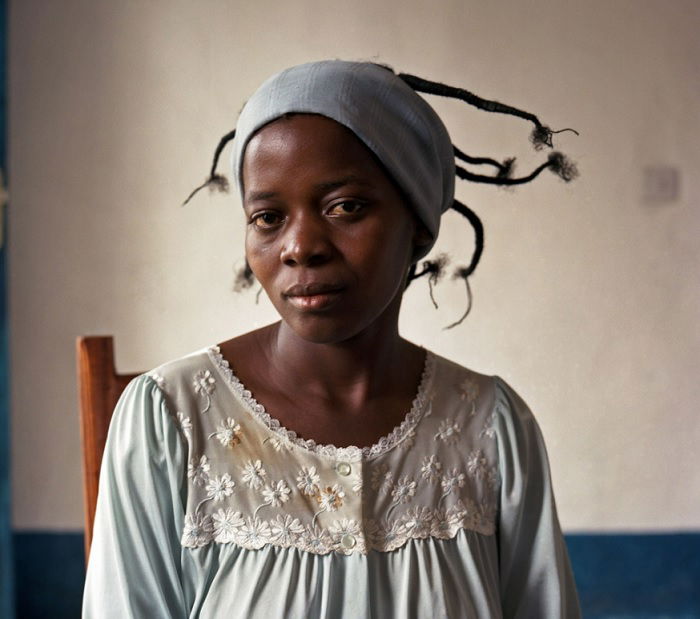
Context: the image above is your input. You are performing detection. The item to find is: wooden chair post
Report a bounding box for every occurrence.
[76,336,139,561]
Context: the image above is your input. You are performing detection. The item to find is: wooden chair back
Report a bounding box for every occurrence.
[76,336,140,561]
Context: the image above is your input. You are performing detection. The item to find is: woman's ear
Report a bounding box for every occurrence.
[413,223,433,251]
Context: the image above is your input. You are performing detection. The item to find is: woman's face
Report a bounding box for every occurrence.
[242,114,429,344]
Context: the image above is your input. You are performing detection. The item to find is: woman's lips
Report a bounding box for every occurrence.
[284,283,345,311]
[286,292,343,311]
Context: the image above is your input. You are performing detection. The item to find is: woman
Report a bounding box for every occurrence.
[83,60,581,618]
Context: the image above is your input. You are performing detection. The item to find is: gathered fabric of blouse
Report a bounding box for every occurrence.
[82,346,581,618]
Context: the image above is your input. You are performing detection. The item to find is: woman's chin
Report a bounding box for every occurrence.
[283,323,356,346]
[274,313,367,346]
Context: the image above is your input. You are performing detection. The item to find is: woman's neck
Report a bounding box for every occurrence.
[264,320,416,404]
[217,315,426,447]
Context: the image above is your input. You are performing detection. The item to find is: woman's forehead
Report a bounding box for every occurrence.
[247,113,355,148]
[242,114,398,192]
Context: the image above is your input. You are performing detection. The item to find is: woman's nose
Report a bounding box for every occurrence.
[279,214,333,267]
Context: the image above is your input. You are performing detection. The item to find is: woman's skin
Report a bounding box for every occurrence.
[218,114,432,449]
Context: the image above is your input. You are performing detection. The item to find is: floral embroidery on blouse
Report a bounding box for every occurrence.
[329,518,361,539]
[458,377,479,401]
[370,465,394,493]
[238,518,271,549]
[209,417,242,448]
[434,419,461,444]
[480,410,497,440]
[177,412,192,439]
[182,513,213,547]
[296,466,321,495]
[261,480,292,508]
[148,372,166,389]
[366,518,404,550]
[271,514,305,544]
[315,484,345,512]
[151,347,500,555]
[193,369,216,413]
[302,525,333,553]
[263,436,286,451]
[440,469,466,496]
[420,455,442,483]
[390,476,417,504]
[212,508,244,543]
[241,459,267,489]
[399,428,416,449]
[204,473,235,503]
[402,506,433,537]
[187,455,210,487]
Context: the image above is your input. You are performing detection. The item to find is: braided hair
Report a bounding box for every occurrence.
[184,66,578,328]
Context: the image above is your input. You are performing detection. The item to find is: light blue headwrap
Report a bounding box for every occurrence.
[231,60,456,258]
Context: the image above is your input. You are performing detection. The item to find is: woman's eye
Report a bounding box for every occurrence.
[327,200,365,216]
[251,212,283,229]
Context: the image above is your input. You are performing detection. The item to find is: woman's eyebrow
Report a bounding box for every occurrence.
[246,176,371,203]
[315,175,371,192]
[246,190,278,203]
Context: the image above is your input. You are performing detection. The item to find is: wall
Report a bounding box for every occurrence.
[8,0,699,537]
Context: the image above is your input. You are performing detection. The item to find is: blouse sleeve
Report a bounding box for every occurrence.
[494,378,581,619]
[82,374,189,619]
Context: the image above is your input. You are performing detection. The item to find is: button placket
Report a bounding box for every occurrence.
[336,461,352,476]
[340,533,356,550]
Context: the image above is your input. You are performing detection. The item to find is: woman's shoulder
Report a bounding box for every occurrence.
[117,344,230,425]
[425,349,496,404]
[142,345,220,393]
[427,349,491,380]
[424,350,540,433]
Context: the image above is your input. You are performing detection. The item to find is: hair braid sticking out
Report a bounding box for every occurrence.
[184,66,579,326]
[393,69,578,328]
[182,128,237,206]
[397,72,579,149]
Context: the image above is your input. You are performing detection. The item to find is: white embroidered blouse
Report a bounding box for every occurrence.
[82,346,581,618]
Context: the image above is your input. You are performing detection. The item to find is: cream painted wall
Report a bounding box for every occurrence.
[8,0,699,530]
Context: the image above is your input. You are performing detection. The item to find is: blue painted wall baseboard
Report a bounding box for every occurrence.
[12,531,700,618]
[14,532,85,619]
[566,533,700,619]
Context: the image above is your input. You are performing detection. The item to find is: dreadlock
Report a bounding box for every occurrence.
[184,66,578,328]
[182,128,237,206]
[395,70,578,327]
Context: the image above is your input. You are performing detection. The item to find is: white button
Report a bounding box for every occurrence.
[336,462,352,476]
[340,534,356,549]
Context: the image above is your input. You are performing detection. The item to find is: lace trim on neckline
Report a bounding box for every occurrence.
[207,346,436,461]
